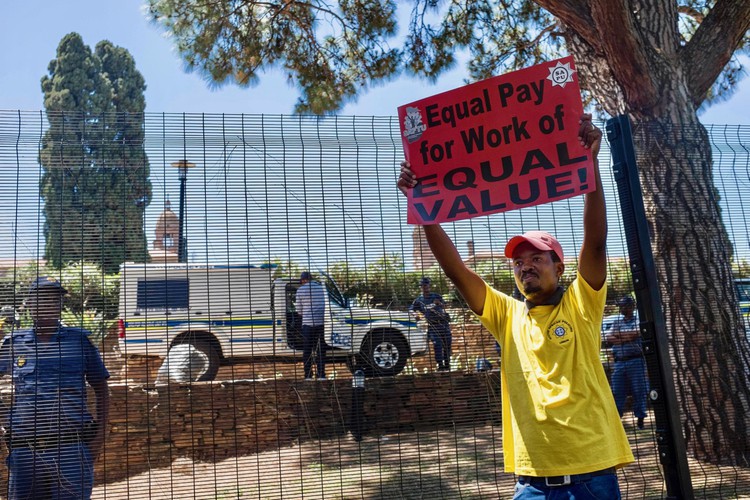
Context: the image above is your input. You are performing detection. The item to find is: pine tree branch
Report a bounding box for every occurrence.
[681,0,750,107]
[536,0,658,109]
[588,0,659,110]
[533,0,600,50]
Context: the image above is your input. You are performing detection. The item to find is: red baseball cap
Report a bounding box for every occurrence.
[504,231,564,262]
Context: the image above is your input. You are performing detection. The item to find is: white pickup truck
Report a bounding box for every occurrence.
[118,263,428,380]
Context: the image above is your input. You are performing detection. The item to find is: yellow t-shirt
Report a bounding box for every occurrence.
[478,272,634,476]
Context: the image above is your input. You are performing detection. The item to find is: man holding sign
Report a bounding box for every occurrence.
[398,113,633,498]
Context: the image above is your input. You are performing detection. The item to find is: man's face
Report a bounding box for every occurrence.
[25,289,63,323]
[620,303,635,317]
[511,242,563,300]
[421,282,431,294]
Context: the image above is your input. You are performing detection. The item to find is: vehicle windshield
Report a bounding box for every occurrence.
[736,280,750,303]
[322,272,348,308]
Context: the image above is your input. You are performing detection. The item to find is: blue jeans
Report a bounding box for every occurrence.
[6,442,93,499]
[302,324,326,378]
[513,473,621,499]
[610,357,648,418]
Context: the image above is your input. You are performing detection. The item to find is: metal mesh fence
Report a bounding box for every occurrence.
[0,110,748,498]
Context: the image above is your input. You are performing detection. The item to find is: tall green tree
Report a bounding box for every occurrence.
[40,33,152,273]
[147,0,750,464]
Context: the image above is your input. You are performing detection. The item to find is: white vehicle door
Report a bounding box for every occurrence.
[322,274,354,351]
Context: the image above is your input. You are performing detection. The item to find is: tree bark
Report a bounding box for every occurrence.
[633,112,750,465]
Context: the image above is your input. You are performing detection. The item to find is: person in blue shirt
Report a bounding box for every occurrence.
[296,271,327,380]
[605,295,648,429]
[0,276,110,500]
[410,277,452,371]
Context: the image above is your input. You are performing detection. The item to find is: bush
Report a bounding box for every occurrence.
[0,261,120,335]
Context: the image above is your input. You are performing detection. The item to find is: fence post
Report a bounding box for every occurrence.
[605,115,694,500]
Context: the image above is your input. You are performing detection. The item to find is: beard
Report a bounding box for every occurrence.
[519,271,541,295]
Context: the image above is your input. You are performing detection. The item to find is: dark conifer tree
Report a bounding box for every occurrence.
[40,32,151,272]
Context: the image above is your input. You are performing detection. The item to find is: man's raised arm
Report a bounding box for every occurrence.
[576,114,608,291]
[398,163,486,314]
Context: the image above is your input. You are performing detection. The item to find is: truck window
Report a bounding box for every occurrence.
[137,279,189,310]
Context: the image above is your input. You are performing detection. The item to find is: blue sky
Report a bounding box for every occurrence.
[2,0,749,122]
[1,1,748,268]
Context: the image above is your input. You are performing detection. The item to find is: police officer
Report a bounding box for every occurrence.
[605,295,648,429]
[0,305,16,337]
[411,277,452,371]
[0,276,110,499]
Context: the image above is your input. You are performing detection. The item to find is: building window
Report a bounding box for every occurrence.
[163,234,174,249]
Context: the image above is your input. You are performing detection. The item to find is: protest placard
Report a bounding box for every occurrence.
[398,56,591,225]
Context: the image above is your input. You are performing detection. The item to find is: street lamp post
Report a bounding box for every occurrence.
[171,160,195,263]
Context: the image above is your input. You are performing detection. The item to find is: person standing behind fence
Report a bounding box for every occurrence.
[0,306,16,338]
[397,115,633,498]
[410,277,452,371]
[605,295,648,429]
[297,271,327,380]
[0,276,110,500]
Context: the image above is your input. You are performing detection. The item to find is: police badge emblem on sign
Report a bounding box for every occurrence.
[403,107,428,143]
[397,56,592,225]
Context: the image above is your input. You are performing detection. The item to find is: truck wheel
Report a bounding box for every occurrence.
[361,331,408,377]
[190,340,220,381]
[162,339,220,382]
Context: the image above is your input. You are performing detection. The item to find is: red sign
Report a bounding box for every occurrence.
[398,56,592,225]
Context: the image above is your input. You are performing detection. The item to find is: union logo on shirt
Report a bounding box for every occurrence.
[15,356,26,367]
[546,320,573,345]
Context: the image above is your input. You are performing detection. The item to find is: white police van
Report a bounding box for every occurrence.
[117,263,427,380]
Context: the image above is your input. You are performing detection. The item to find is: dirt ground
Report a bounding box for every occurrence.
[8,335,750,499]
[91,418,750,500]
[92,424,513,500]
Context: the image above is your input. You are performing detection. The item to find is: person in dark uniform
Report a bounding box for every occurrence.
[0,276,110,500]
[605,295,648,429]
[0,305,16,338]
[410,277,452,371]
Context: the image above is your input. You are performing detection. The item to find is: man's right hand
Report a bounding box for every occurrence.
[397,161,417,196]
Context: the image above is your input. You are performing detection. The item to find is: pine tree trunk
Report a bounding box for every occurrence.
[563,6,750,461]
[632,112,750,465]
